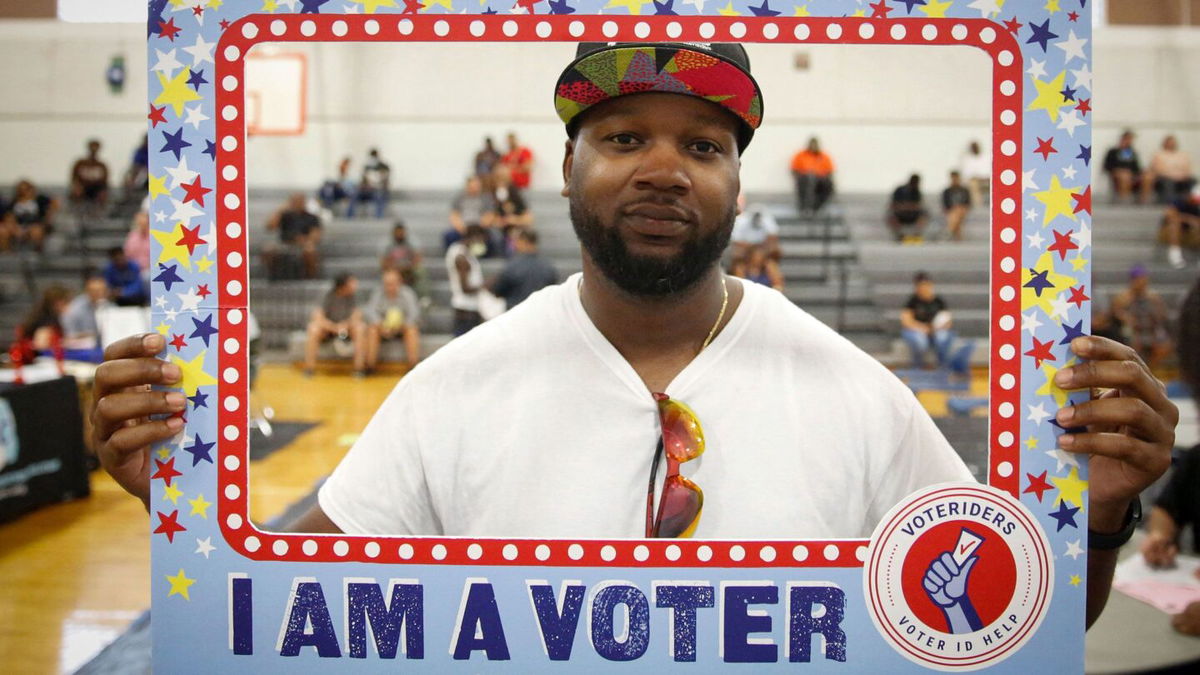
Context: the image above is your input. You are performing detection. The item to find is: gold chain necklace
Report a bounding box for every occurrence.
[579,275,729,354]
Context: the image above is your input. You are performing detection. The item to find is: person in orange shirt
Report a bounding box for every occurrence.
[790,136,835,215]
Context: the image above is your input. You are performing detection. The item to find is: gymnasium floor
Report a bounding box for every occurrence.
[0,362,987,673]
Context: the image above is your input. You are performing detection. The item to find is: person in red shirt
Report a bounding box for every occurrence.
[501,132,534,190]
[789,136,835,215]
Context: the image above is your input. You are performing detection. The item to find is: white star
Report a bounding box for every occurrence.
[1064,539,1084,560]
[343,3,359,12]
[178,287,204,314]
[1057,109,1085,137]
[165,156,199,190]
[1048,293,1072,321]
[1046,447,1080,473]
[152,48,184,78]
[1070,64,1092,92]
[507,4,528,13]
[1027,231,1046,249]
[683,0,706,10]
[1022,310,1044,335]
[1070,221,1092,251]
[170,197,204,226]
[195,537,216,558]
[181,34,216,67]
[1061,164,1078,180]
[153,210,168,224]
[278,0,300,9]
[154,294,169,309]
[165,307,180,322]
[1025,208,1039,223]
[1022,169,1040,192]
[1027,402,1051,425]
[199,222,217,256]
[183,104,210,130]
[1026,58,1047,80]
[1054,29,1088,65]
[967,0,1002,17]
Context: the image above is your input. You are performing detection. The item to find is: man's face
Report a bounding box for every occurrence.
[86,278,108,301]
[916,280,935,300]
[393,226,406,243]
[382,270,401,293]
[1165,136,1178,151]
[562,93,741,297]
[507,133,517,150]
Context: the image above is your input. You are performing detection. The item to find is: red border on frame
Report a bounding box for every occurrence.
[213,14,1024,567]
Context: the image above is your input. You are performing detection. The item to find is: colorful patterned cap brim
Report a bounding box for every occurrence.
[555,42,764,152]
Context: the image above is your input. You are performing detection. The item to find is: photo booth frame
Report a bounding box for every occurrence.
[148,0,1094,670]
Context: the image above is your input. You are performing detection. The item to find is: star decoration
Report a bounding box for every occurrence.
[196,284,212,299]
[163,482,183,505]
[1027,401,1051,425]
[152,47,184,78]
[169,198,203,227]
[1048,501,1080,531]
[1027,230,1045,249]
[1060,319,1087,346]
[869,0,892,18]
[1057,109,1085,137]
[1023,169,1040,193]
[149,104,169,128]
[196,256,214,273]
[149,174,171,200]
[749,0,780,15]
[183,104,210,130]
[183,434,215,466]
[716,1,741,15]
[1052,466,1088,509]
[1038,360,1077,407]
[155,509,187,542]
[154,69,203,116]
[185,68,207,91]
[1075,98,1091,115]
[151,456,183,485]
[1025,436,1039,451]
[188,493,213,518]
[1047,447,1080,473]
[1024,471,1054,502]
[551,0,577,11]
[1069,255,1088,272]
[1071,186,1092,215]
[1022,312,1045,337]
[188,390,209,409]
[1048,229,1079,260]
[166,568,196,600]
[170,333,188,351]
[153,223,195,270]
[1069,574,1082,587]
[160,127,191,161]
[195,537,216,558]
[1033,175,1083,226]
[300,0,332,10]
[1068,10,1079,21]
[157,17,183,41]
[967,0,1001,17]
[1067,285,1090,308]
[1034,137,1057,161]
[166,156,199,190]
[1062,164,1078,180]
[1060,83,1077,102]
[1002,17,1022,34]
[1065,539,1084,560]
[1026,338,1057,369]
[918,0,951,16]
[169,349,218,396]
[1026,18,1058,52]
[154,263,185,291]
[515,0,544,9]
[1027,70,1071,123]
[791,3,808,15]
[1024,267,1054,296]
[1026,58,1047,79]
[1055,29,1088,64]
[156,321,171,336]
[202,140,216,161]
[182,33,216,66]
[1070,221,1092,251]
[1045,0,1061,13]
[1070,64,1092,92]
[1048,294,1073,321]
[180,177,212,207]
[1076,144,1092,166]
[188,314,218,347]
[895,0,926,13]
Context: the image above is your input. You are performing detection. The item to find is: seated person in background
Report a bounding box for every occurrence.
[489,228,559,309]
[61,272,111,351]
[1143,134,1195,205]
[886,174,928,241]
[16,284,71,352]
[303,273,366,377]
[350,147,391,218]
[379,220,427,297]
[900,271,955,369]
[363,268,422,372]
[731,243,784,292]
[730,194,780,268]
[501,132,534,191]
[790,136,835,215]
[1111,264,1173,369]
[123,208,151,279]
[318,156,354,214]
[942,170,972,241]
[1103,130,1142,204]
[119,133,149,206]
[103,247,148,306]
[492,164,534,233]
[445,224,487,336]
[1163,186,1200,269]
[958,140,990,207]
[445,175,497,250]
[69,138,109,214]
[0,179,57,253]
[1140,277,1200,635]
[264,192,322,279]
[474,137,501,185]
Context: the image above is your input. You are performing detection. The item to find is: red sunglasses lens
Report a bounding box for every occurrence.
[655,476,703,538]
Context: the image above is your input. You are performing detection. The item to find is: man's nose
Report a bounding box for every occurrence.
[633,142,691,194]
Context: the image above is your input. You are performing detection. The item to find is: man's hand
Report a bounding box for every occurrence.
[93,334,185,510]
[1172,601,1200,637]
[1140,531,1179,568]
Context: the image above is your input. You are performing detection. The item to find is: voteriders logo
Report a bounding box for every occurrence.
[864,483,1053,671]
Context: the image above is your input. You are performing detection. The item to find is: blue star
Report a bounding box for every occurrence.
[1059,319,1087,346]
[1048,502,1079,531]
[183,434,215,466]
[482,6,498,13]
[1024,268,1054,297]
[895,0,926,13]
[748,0,780,16]
[549,0,576,14]
[148,0,169,37]
[1049,418,1086,434]
[1076,144,1091,166]
[299,0,330,12]
[160,127,191,161]
[189,314,219,347]
[188,391,209,409]
[652,0,675,14]
[154,263,184,291]
[203,139,217,161]
[186,68,207,91]
[1060,84,1077,102]
[1026,19,1058,53]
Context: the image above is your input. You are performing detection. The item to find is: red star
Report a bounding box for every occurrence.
[1071,186,1092,215]
[197,284,212,298]
[170,333,188,351]
[220,19,231,30]
[180,176,212,207]
[192,5,204,17]
[1002,17,1023,35]
[1048,229,1079,260]
[1075,97,1091,115]
[148,104,168,128]
[154,510,187,543]
[151,457,183,486]
[1024,337,1057,369]
[515,0,544,10]
[176,224,205,255]
[401,0,422,13]
[870,0,893,18]
[157,18,181,42]
[1067,285,1090,309]
[1024,471,1054,502]
[1068,11,1079,22]
[1034,137,1057,161]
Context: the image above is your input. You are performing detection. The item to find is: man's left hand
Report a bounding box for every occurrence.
[1054,336,1178,530]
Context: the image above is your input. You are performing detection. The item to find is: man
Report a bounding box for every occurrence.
[1110,264,1173,369]
[92,43,1176,628]
[445,175,498,252]
[379,220,425,294]
[103,247,147,306]
[0,179,57,252]
[942,170,971,241]
[886,173,928,241]
[1163,186,1200,268]
[1142,134,1195,205]
[489,228,559,309]
[445,224,487,335]
[61,272,111,349]
[302,273,366,377]
[363,268,422,372]
[958,140,990,207]
[790,136,835,215]
[729,193,781,264]
[263,192,322,279]
[351,147,391,218]
[69,139,110,212]
[1103,130,1142,204]
[899,271,958,370]
[501,131,534,191]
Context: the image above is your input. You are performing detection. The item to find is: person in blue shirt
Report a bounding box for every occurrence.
[102,246,147,306]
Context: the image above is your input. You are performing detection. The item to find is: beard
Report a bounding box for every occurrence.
[569,194,735,298]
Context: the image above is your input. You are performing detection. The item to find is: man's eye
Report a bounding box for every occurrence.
[609,133,640,145]
[690,140,721,154]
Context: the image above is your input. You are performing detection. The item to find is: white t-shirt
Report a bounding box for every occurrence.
[730,205,780,246]
[319,275,972,539]
[444,241,482,312]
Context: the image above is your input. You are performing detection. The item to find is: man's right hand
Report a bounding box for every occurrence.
[93,333,186,510]
[1141,531,1179,568]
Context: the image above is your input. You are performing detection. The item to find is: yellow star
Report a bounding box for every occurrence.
[166,568,196,600]
[717,1,741,15]
[793,5,809,17]
[1045,0,1061,13]
[1037,359,1079,408]
[197,256,214,273]
[853,9,866,16]
[169,349,218,397]
[153,70,203,118]
[148,174,170,200]
[1027,69,1070,123]
[1024,436,1039,451]
[188,493,213,519]
[1069,255,1088,272]
[163,483,183,505]
[1051,466,1088,510]
[423,0,453,8]
[1022,251,1078,318]
[353,0,398,12]
[206,0,224,9]
[169,0,189,6]
[157,446,173,460]
[1068,574,1081,587]
[1033,175,1083,227]
[152,222,193,271]
[604,0,649,14]
[261,0,278,11]
[919,0,953,17]
[156,322,171,337]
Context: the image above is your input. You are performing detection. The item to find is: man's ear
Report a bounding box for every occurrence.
[561,138,574,199]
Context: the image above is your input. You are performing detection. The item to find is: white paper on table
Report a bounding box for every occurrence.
[1114,554,1200,614]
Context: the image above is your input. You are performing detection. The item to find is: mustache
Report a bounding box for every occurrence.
[619,198,696,223]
